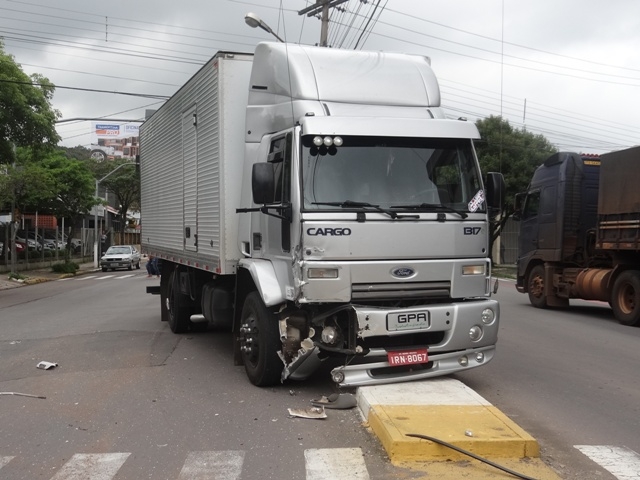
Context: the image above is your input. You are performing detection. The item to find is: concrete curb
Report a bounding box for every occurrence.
[357,378,561,479]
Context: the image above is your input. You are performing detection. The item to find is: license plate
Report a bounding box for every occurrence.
[387,349,429,366]
[387,310,430,331]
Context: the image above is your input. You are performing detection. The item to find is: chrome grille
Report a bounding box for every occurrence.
[351,281,450,301]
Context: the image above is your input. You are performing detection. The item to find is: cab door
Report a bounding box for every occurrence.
[518,190,540,262]
[259,131,293,258]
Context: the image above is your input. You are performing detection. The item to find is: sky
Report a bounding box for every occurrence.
[2,0,639,155]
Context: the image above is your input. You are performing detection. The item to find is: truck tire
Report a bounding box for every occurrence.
[239,292,283,386]
[527,265,548,309]
[611,271,640,326]
[167,270,190,333]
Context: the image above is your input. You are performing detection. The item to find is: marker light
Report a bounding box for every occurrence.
[308,268,339,279]
[462,264,485,275]
[313,136,324,146]
[323,136,333,147]
[333,136,343,146]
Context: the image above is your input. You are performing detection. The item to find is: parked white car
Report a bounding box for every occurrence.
[100,245,141,272]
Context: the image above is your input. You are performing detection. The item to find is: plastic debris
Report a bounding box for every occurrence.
[311,393,357,410]
[36,361,58,370]
[465,430,474,437]
[287,406,327,419]
[0,392,46,399]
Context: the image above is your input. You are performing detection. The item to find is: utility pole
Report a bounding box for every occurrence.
[298,0,350,47]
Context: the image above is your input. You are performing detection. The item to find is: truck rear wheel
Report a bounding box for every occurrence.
[239,292,282,386]
[611,271,640,326]
[167,270,191,333]
[527,265,548,309]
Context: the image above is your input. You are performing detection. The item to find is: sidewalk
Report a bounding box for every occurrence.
[0,261,99,291]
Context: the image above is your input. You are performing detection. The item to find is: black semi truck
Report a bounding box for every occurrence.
[515,146,640,326]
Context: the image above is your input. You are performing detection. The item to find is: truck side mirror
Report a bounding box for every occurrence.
[512,192,525,221]
[485,172,506,211]
[252,163,274,205]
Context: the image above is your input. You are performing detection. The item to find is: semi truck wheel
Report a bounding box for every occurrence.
[527,265,548,308]
[239,292,282,386]
[167,270,191,333]
[611,271,640,326]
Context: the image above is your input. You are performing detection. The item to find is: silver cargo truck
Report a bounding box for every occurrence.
[140,42,505,387]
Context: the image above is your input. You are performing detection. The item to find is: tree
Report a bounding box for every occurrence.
[39,151,99,254]
[59,145,92,162]
[0,41,60,164]
[475,116,557,257]
[94,159,140,244]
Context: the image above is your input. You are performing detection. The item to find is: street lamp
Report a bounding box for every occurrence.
[244,12,285,43]
[93,161,136,268]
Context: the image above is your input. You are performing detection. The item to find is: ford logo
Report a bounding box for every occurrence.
[391,267,415,278]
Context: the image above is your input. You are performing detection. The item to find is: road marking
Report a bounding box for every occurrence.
[0,448,373,478]
[57,278,72,281]
[96,275,115,280]
[575,445,640,480]
[305,448,370,480]
[50,453,130,480]
[178,451,244,480]
[75,275,97,281]
[116,274,136,279]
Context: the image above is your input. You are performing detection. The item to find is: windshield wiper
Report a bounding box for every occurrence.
[312,201,417,219]
[390,202,468,219]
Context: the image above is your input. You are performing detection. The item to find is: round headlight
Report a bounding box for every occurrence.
[323,136,333,147]
[321,326,338,344]
[469,325,483,342]
[333,136,343,146]
[481,308,495,324]
[313,136,323,146]
[331,370,345,384]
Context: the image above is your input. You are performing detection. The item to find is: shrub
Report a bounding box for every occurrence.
[51,261,80,274]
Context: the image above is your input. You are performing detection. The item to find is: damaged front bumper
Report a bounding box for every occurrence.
[330,345,495,387]
[278,298,499,387]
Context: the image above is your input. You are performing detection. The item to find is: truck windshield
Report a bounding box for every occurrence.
[301,136,484,213]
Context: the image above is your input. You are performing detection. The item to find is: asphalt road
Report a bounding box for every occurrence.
[0,273,412,480]
[456,279,640,479]
[1,273,639,479]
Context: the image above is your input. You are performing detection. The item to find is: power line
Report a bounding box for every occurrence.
[0,78,170,99]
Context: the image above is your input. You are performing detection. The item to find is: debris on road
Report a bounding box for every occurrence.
[311,393,357,410]
[36,361,58,370]
[0,392,46,399]
[287,406,327,419]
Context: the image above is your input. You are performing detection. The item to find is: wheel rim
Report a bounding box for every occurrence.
[530,272,544,299]
[616,282,636,315]
[241,311,260,368]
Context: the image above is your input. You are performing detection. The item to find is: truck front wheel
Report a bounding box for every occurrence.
[611,271,640,326]
[527,265,548,309]
[239,292,283,386]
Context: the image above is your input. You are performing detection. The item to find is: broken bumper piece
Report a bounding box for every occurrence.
[330,345,495,387]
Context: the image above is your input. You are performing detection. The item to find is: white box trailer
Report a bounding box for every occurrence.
[141,43,504,388]
[140,52,252,274]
